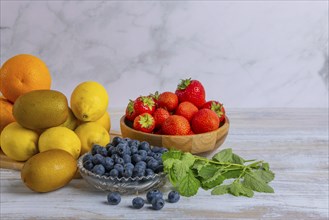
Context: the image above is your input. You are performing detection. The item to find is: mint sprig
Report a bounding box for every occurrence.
[162,148,275,197]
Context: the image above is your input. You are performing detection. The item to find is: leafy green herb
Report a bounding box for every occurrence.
[162,148,275,197]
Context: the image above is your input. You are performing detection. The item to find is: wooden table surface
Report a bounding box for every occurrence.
[1,108,328,220]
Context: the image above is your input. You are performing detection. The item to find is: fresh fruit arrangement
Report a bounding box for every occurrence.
[81,137,168,178]
[0,54,111,192]
[124,78,226,135]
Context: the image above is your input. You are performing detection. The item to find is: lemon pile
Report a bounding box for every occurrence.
[1,81,111,161]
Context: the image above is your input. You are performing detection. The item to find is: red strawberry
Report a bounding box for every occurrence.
[191,109,219,134]
[175,78,206,108]
[162,115,191,135]
[133,113,155,133]
[203,100,226,123]
[148,91,160,106]
[125,99,138,121]
[134,96,156,115]
[153,108,170,129]
[188,130,194,135]
[157,92,178,112]
[175,101,198,121]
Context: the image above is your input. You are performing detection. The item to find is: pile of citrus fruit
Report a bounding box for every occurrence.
[0,54,111,192]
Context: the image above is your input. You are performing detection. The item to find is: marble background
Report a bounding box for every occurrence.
[1,1,328,111]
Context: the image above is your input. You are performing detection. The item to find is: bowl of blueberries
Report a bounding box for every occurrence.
[77,137,168,194]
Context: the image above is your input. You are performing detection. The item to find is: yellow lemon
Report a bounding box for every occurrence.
[70,81,109,122]
[75,122,110,155]
[60,108,78,130]
[21,149,77,193]
[79,111,111,132]
[38,127,81,159]
[1,122,39,161]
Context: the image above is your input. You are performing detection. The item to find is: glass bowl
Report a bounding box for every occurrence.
[77,153,167,194]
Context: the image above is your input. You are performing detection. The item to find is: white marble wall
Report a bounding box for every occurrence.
[1,1,328,110]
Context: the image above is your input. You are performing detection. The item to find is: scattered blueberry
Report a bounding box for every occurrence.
[107,192,121,205]
[151,198,165,210]
[130,145,138,155]
[153,153,162,161]
[115,157,125,165]
[124,163,134,170]
[91,144,103,155]
[132,197,145,209]
[167,191,180,203]
[151,146,161,153]
[146,189,163,203]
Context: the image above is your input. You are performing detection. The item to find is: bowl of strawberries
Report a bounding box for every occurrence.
[120,78,230,154]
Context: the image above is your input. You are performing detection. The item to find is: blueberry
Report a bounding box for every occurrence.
[138,150,147,160]
[153,153,162,161]
[104,157,114,171]
[132,197,144,209]
[105,143,114,150]
[135,161,147,169]
[145,156,153,162]
[109,169,119,177]
[112,137,122,146]
[82,154,93,163]
[122,154,131,164]
[128,139,140,147]
[92,154,105,165]
[114,164,124,175]
[123,137,131,142]
[124,162,134,170]
[98,147,108,157]
[111,154,120,161]
[132,166,145,177]
[146,189,163,203]
[139,141,150,151]
[130,146,138,155]
[147,151,155,156]
[151,198,165,210]
[147,158,159,171]
[122,168,133,178]
[91,164,105,175]
[132,154,142,164]
[83,160,94,171]
[107,192,121,205]
[91,144,103,155]
[145,168,154,176]
[116,143,129,156]
[151,146,161,153]
[115,157,125,165]
[167,191,180,203]
[159,147,168,153]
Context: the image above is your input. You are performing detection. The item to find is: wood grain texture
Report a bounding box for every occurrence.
[1,109,328,220]
[120,116,230,153]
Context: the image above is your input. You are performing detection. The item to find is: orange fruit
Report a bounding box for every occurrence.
[0,97,16,132]
[0,54,51,102]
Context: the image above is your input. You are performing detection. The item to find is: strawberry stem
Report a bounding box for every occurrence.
[139,114,154,128]
[177,78,192,90]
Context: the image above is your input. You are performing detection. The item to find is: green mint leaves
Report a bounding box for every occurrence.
[162,148,275,197]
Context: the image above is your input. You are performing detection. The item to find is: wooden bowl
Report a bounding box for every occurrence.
[120,116,230,154]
